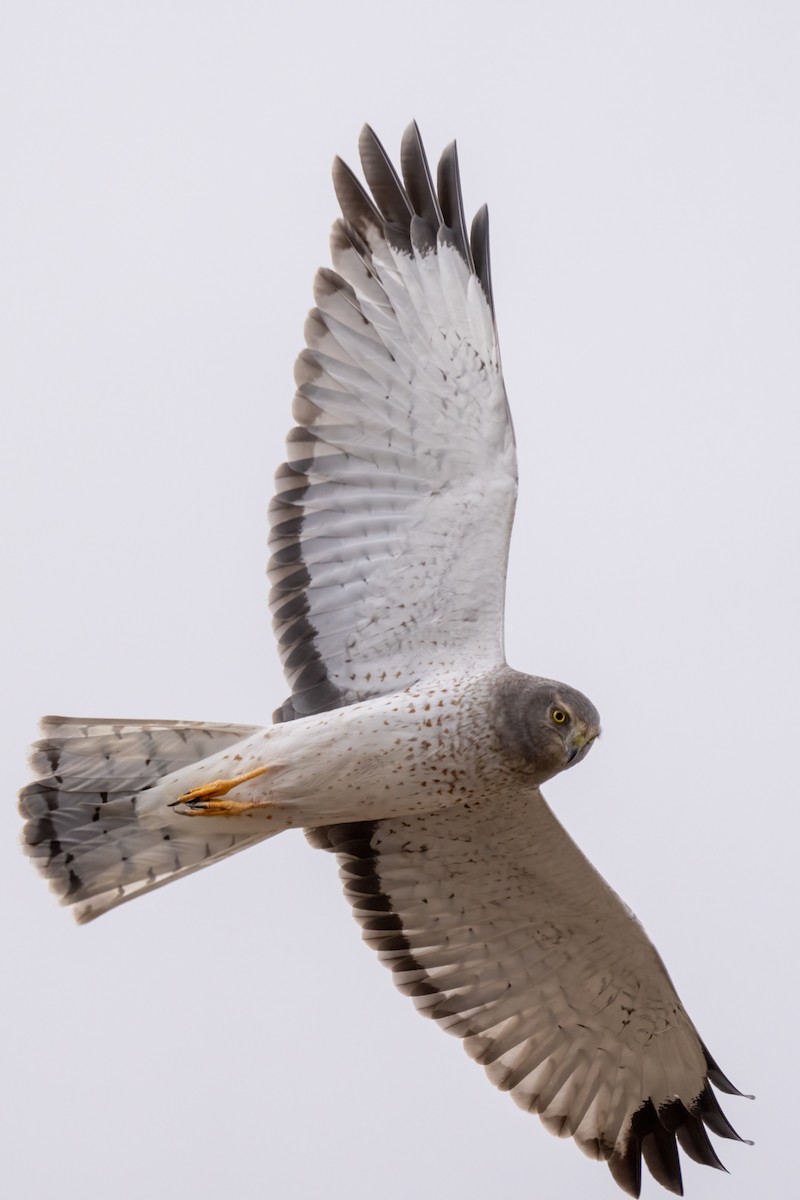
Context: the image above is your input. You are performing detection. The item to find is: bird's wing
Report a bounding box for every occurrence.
[268,123,516,720]
[310,790,749,1199]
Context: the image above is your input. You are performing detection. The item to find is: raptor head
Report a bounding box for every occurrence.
[493,670,601,785]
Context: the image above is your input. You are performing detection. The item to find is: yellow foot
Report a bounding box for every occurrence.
[171,765,272,816]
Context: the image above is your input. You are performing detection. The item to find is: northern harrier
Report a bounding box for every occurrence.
[20,123,749,1197]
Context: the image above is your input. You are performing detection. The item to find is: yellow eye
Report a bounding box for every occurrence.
[552,708,568,725]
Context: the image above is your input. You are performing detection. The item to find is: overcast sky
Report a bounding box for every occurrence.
[3,3,798,1198]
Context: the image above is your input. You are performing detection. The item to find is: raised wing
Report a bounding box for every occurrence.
[310,791,749,1198]
[268,123,516,721]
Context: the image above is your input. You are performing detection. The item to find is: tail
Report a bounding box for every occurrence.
[19,716,274,923]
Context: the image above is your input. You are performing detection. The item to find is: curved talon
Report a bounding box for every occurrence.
[171,765,271,816]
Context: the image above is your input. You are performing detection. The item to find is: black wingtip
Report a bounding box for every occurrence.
[470,203,494,312]
[332,124,494,312]
[702,1043,753,1099]
[641,1122,684,1195]
[358,124,413,251]
[696,1082,752,1145]
[607,1146,642,1198]
[400,120,442,229]
[436,140,475,272]
[611,1099,686,1197]
[332,155,383,243]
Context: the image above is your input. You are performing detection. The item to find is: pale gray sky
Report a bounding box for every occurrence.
[3,3,798,1198]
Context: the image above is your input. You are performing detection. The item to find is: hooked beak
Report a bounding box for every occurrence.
[566,728,600,765]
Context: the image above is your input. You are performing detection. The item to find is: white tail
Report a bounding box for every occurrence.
[19,716,276,923]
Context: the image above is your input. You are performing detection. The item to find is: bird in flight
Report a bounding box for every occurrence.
[20,122,750,1197]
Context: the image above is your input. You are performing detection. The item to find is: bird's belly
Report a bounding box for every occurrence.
[158,673,504,827]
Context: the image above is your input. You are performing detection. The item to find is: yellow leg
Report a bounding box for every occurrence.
[171,765,272,816]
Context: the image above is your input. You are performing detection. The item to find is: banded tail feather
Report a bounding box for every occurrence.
[19,716,274,923]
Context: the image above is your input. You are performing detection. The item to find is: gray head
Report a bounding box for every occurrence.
[491,669,601,786]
